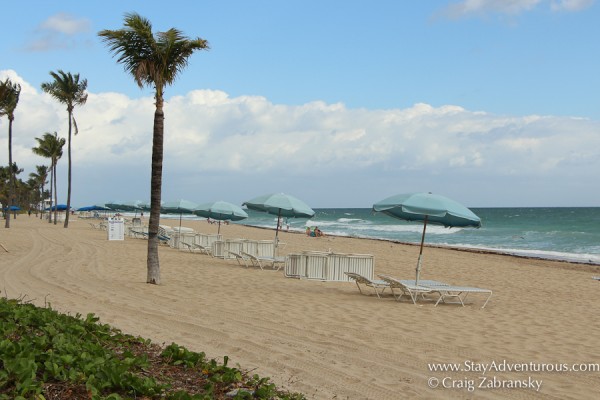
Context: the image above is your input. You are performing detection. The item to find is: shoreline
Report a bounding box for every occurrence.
[4,216,598,399]
[238,221,600,270]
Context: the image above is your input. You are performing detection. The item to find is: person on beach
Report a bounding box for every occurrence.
[306,227,311,236]
[315,227,324,237]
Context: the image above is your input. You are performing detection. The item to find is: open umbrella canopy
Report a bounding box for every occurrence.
[45,204,69,211]
[373,192,481,285]
[77,204,110,211]
[106,200,144,212]
[194,201,248,221]
[162,199,198,230]
[162,199,198,214]
[373,192,481,228]
[243,193,315,218]
[8,205,21,211]
[194,201,248,234]
[243,193,315,256]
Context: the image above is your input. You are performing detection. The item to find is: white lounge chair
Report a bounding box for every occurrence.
[378,274,435,304]
[226,250,250,267]
[344,272,390,298]
[241,251,285,270]
[181,242,211,255]
[426,284,493,309]
[593,276,600,281]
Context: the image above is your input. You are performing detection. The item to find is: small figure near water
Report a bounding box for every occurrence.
[305,226,324,237]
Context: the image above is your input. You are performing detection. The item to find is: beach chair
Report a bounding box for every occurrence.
[130,229,148,239]
[181,242,211,255]
[378,274,436,305]
[344,272,390,298]
[226,250,250,267]
[88,222,101,229]
[399,279,449,287]
[241,251,285,270]
[593,276,600,281]
[425,284,493,309]
[157,233,171,246]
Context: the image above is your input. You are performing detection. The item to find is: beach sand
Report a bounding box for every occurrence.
[1,216,599,399]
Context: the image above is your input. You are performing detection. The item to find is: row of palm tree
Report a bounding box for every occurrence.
[2,13,207,285]
[0,78,21,228]
[40,71,88,228]
[32,133,66,224]
[1,72,85,229]
[0,162,49,219]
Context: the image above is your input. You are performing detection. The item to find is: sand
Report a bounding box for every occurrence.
[1,216,599,399]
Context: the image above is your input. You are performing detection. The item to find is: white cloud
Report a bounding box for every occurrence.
[25,13,91,51]
[551,0,595,11]
[437,0,594,19]
[1,70,599,207]
[40,13,91,35]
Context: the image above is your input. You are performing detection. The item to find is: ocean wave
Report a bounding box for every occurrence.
[446,244,600,264]
[337,218,368,223]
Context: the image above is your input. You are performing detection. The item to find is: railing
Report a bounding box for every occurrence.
[284,251,374,282]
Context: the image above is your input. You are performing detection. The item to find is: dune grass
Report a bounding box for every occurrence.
[0,296,305,400]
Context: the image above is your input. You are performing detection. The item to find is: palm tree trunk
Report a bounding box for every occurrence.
[48,163,53,224]
[147,102,164,285]
[39,181,44,219]
[53,163,58,225]
[5,119,13,228]
[64,111,72,228]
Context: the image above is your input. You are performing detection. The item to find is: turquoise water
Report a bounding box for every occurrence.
[213,207,600,265]
[154,207,600,264]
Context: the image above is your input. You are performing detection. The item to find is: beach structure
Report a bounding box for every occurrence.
[284,251,375,282]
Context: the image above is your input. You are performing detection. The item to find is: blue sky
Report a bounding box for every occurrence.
[1,0,599,208]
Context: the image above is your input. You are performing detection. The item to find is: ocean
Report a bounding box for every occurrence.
[158,207,600,265]
[139,207,600,265]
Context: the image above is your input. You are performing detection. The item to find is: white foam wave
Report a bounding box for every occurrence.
[337,218,367,223]
[447,244,600,264]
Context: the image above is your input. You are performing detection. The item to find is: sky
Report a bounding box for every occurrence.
[1,0,599,208]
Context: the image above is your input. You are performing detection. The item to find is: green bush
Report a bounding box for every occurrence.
[0,297,305,400]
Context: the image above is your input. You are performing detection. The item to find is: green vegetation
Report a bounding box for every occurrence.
[0,297,305,400]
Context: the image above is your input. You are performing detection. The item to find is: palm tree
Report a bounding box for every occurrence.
[99,13,209,284]
[29,165,49,218]
[0,163,24,220]
[41,71,87,228]
[32,132,65,225]
[0,78,21,228]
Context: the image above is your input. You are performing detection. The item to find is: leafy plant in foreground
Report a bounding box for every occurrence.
[0,297,305,399]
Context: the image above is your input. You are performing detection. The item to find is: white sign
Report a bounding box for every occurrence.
[107,217,125,241]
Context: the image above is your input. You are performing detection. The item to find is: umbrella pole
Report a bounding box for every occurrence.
[217,220,221,235]
[274,209,281,257]
[416,215,428,285]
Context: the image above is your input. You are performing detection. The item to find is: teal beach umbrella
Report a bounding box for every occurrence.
[194,200,248,234]
[162,199,198,230]
[373,192,481,285]
[243,193,315,256]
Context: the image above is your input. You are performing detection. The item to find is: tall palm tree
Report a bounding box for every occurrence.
[29,165,49,218]
[99,13,209,284]
[32,132,65,225]
[0,78,21,228]
[41,71,87,228]
[0,163,24,220]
